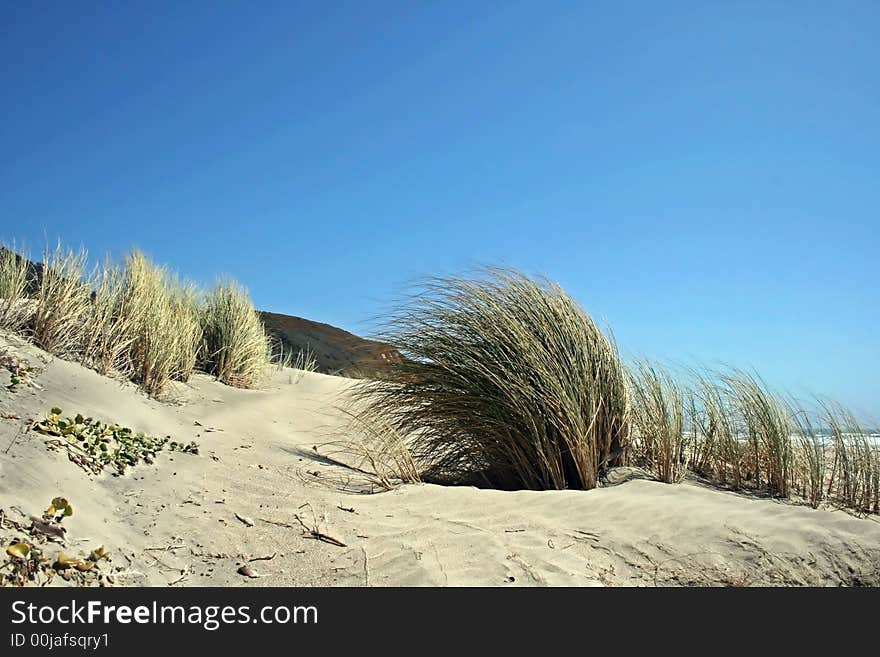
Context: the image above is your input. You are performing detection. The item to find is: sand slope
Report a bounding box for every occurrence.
[1,336,879,587]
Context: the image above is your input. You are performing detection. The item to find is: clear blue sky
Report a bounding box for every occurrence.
[1,2,877,416]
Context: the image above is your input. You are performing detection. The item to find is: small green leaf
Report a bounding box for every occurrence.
[6,543,30,559]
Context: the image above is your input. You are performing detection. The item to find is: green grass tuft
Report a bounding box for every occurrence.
[348,268,630,490]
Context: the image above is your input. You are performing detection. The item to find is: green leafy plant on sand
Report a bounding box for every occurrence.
[31,407,198,475]
[347,268,630,490]
[2,498,111,587]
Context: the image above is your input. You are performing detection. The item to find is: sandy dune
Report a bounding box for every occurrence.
[1,336,879,587]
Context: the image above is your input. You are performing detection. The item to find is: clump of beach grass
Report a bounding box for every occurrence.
[283,346,318,384]
[0,242,278,397]
[822,401,879,514]
[689,371,746,488]
[348,268,630,490]
[200,280,272,388]
[0,244,32,331]
[788,401,826,509]
[120,250,201,397]
[31,244,90,355]
[628,361,685,483]
[168,280,202,382]
[724,370,792,497]
[80,260,137,377]
[292,346,318,374]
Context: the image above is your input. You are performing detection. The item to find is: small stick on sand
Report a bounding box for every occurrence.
[362,546,369,586]
[145,544,186,552]
[259,518,296,528]
[294,503,348,547]
[144,551,179,573]
[293,514,348,547]
[168,569,189,586]
[4,423,29,454]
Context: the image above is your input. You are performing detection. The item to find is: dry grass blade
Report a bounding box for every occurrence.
[289,346,318,383]
[328,403,422,491]
[293,503,347,547]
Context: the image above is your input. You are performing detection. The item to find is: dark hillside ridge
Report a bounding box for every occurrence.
[259,311,400,376]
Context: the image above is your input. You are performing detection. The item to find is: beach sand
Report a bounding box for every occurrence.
[1,336,879,587]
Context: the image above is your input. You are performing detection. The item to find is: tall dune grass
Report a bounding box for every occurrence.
[169,280,203,382]
[700,377,746,488]
[0,241,289,397]
[724,370,792,497]
[201,281,272,388]
[122,251,202,396]
[80,260,137,376]
[687,372,741,484]
[628,361,685,483]
[31,244,90,355]
[3,239,878,514]
[0,245,31,331]
[789,402,826,508]
[348,268,630,490]
[822,401,879,514]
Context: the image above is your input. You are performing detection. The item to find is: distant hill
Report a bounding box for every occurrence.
[259,311,400,376]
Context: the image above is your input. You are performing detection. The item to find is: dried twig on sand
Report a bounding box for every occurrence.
[234,513,255,527]
[294,503,347,547]
[259,518,296,529]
